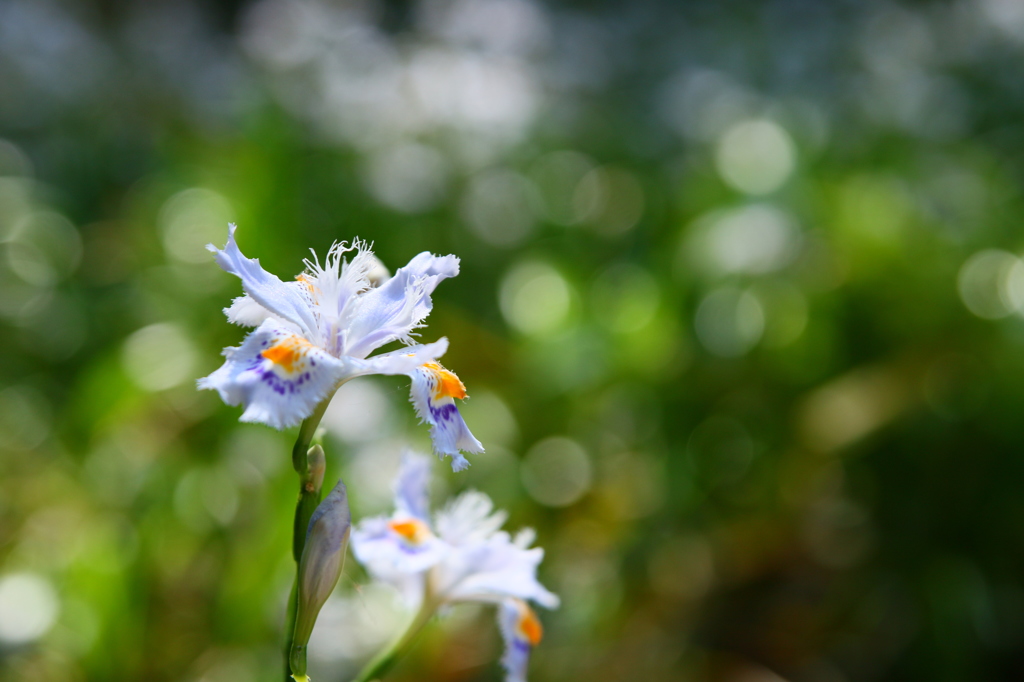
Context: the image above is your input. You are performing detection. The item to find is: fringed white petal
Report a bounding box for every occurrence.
[342,252,460,359]
[436,491,508,546]
[408,362,483,471]
[300,240,377,348]
[197,319,348,429]
[437,531,560,609]
[207,225,321,343]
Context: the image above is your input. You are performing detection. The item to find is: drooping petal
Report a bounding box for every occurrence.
[498,599,542,682]
[394,451,431,522]
[340,252,460,358]
[208,225,321,343]
[197,319,348,429]
[408,362,483,471]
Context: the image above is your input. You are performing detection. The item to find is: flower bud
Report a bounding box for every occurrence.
[290,479,351,678]
[306,444,326,493]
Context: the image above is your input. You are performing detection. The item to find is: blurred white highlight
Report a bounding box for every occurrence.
[122,322,197,391]
[0,572,59,644]
[688,204,799,276]
[957,249,1024,319]
[159,188,234,265]
[695,287,765,357]
[322,378,395,444]
[6,210,82,287]
[364,143,449,213]
[715,119,796,195]
[421,0,550,56]
[499,261,571,335]
[460,168,536,246]
[521,437,592,507]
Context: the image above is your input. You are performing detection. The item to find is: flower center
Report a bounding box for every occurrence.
[296,273,320,294]
[388,518,431,545]
[261,336,315,373]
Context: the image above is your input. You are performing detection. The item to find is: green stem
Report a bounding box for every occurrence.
[284,404,331,682]
[283,581,299,681]
[350,595,438,682]
[292,399,330,474]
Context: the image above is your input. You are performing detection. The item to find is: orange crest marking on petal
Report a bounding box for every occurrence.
[518,604,543,646]
[261,336,314,373]
[388,518,431,545]
[421,362,468,400]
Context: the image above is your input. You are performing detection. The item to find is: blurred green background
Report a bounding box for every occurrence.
[4,0,1024,680]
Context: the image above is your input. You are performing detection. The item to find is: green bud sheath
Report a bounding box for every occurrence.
[290,479,351,677]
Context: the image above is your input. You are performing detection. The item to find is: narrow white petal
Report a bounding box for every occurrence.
[344,338,448,378]
[208,225,320,342]
[197,319,348,429]
[342,252,459,358]
[301,240,375,338]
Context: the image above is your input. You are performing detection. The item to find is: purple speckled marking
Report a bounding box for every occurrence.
[397,541,429,556]
[430,403,457,422]
[245,356,307,396]
[512,639,530,653]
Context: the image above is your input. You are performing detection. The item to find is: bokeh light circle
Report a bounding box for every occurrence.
[0,573,59,645]
[715,119,796,195]
[521,437,592,507]
[499,261,571,335]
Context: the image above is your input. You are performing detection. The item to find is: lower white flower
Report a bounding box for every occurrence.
[351,451,558,681]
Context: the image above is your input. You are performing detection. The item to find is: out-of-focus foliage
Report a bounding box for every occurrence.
[4,0,1024,680]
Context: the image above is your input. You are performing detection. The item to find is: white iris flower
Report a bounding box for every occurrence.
[352,452,558,681]
[198,226,483,470]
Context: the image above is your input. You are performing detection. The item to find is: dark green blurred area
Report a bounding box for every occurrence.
[4,0,1024,680]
